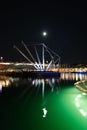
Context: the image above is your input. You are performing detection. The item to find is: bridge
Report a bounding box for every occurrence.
[0,42,61,78]
[13,41,60,71]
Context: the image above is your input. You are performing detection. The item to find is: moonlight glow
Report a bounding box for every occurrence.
[42,31,47,36]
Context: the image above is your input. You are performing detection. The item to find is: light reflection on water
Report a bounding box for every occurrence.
[60,72,87,81]
[0,73,87,106]
[0,72,87,88]
[0,73,87,129]
[75,93,87,117]
[0,83,2,93]
[0,72,87,96]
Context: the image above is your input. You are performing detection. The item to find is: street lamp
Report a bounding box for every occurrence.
[0,56,3,62]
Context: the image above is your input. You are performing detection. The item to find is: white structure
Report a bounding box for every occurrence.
[14,41,60,71]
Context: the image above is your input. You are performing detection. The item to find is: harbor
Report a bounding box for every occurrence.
[0,43,61,78]
[0,72,87,130]
[1,2,87,130]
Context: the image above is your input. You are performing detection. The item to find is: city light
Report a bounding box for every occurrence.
[0,83,2,93]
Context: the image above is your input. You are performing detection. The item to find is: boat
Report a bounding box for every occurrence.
[74,80,87,93]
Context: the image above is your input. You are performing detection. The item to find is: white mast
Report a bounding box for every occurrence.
[42,43,45,71]
[14,42,60,71]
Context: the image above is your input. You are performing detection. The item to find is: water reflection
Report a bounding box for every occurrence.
[32,78,60,118]
[0,72,87,89]
[0,76,20,88]
[74,80,87,93]
[0,83,2,93]
[0,76,60,98]
[0,76,11,87]
[0,73,87,120]
[60,72,87,81]
[75,92,87,117]
[42,107,48,118]
[32,78,59,98]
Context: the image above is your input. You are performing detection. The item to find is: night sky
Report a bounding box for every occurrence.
[0,1,87,64]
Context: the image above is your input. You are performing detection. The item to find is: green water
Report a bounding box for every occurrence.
[0,75,87,130]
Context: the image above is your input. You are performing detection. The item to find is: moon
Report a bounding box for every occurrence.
[42,31,47,36]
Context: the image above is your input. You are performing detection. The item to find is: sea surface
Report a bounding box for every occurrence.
[0,72,87,130]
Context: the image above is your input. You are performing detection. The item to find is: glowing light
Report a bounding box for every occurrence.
[75,93,87,117]
[0,56,3,61]
[77,94,82,98]
[42,31,47,36]
[75,102,80,107]
[82,93,87,95]
[42,107,47,118]
[0,83,2,93]
[80,109,87,117]
[75,94,82,101]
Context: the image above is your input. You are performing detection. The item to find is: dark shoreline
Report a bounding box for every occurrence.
[0,71,60,78]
